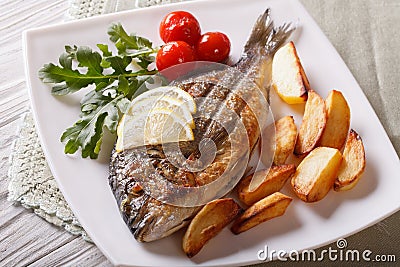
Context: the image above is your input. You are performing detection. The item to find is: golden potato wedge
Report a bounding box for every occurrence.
[291,147,342,202]
[319,90,351,150]
[294,90,327,155]
[334,129,366,191]
[272,41,310,104]
[237,165,296,206]
[273,116,297,165]
[231,192,292,234]
[182,198,241,258]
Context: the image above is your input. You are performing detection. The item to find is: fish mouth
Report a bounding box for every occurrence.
[130,197,200,242]
[133,212,158,242]
[134,214,189,242]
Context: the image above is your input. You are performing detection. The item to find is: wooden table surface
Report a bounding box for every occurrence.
[1,0,399,266]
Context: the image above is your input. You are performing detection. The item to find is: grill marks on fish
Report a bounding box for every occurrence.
[110,77,246,241]
[108,8,296,242]
[110,76,255,241]
[152,157,197,187]
[113,75,260,241]
[179,80,232,159]
[110,149,201,240]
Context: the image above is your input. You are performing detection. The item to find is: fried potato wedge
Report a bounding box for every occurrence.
[334,129,366,191]
[291,147,342,202]
[237,165,296,206]
[294,90,327,155]
[272,41,310,104]
[182,198,241,258]
[231,192,292,234]
[273,116,297,165]
[319,90,351,150]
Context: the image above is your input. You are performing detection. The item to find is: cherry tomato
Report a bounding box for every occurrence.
[195,32,231,62]
[156,41,196,71]
[159,11,201,46]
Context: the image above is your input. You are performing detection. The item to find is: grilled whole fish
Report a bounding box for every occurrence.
[108,9,295,242]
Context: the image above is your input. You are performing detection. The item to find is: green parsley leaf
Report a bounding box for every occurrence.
[108,22,153,54]
[39,46,109,95]
[61,87,125,159]
[39,23,159,159]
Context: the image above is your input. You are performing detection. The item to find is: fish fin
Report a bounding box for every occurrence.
[239,8,296,62]
[243,8,274,53]
[234,8,296,100]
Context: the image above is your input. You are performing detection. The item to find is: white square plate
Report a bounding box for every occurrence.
[23,0,400,266]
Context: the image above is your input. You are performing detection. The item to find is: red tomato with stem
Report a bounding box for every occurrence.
[159,11,201,46]
[156,41,196,71]
[195,32,231,62]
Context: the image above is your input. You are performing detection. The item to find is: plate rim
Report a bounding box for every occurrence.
[23,0,400,266]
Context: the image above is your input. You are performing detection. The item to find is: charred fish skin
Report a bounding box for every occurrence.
[108,8,295,242]
[110,142,202,241]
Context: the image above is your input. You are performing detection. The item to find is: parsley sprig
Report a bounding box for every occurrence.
[39,23,158,159]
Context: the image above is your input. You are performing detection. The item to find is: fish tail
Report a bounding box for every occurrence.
[243,9,275,53]
[241,8,295,61]
[233,8,295,99]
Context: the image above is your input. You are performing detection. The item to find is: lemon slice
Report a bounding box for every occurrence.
[116,86,196,151]
[129,95,194,129]
[116,112,147,150]
[131,86,196,113]
[144,108,194,144]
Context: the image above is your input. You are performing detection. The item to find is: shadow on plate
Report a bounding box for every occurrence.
[191,202,302,264]
[140,229,186,257]
[138,195,302,264]
[309,161,378,219]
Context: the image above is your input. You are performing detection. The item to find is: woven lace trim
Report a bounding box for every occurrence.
[136,0,185,8]
[67,0,110,19]
[67,0,186,20]
[8,113,92,241]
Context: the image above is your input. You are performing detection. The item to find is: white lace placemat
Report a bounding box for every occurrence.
[67,0,184,19]
[8,113,92,241]
[8,0,187,241]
